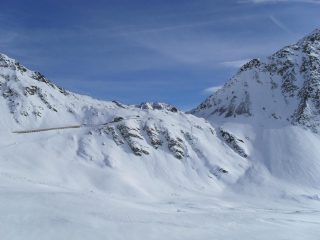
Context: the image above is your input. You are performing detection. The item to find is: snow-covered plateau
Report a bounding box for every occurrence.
[1,29,320,240]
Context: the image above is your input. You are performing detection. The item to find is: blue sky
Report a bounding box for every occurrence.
[0,0,319,110]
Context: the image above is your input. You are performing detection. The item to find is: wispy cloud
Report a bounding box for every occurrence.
[203,85,223,95]
[111,14,260,36]
[269,15,292,34]
[129,29,283,71]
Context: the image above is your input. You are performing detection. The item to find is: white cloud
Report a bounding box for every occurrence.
[203,86,223,95]
[221,59,250,68]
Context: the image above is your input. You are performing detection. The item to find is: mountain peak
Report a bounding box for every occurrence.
[0,53,16,67]
[0,53,75,124]
[297,28,320,45]
[137,102,178,112]
[193,29,320,131]
[307,28,320,37]
[0,52,11,59]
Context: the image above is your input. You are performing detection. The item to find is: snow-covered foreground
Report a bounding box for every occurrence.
[1,177,319,240]
[1,124,319,240]
[1,129,319,240]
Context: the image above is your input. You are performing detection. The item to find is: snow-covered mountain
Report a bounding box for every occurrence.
[1,30,320,240]
[0,53,251,198]
[192,29,320,131]
[192,29,320,193]
[2,29,320,196]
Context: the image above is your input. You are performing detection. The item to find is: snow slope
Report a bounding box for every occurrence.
[192,29,320,194]
[0,53,250,199]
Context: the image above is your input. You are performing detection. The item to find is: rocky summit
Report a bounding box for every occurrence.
[192,29,320,131]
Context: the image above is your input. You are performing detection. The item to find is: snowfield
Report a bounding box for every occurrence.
[1,29,320,239]
[0,177,319,240]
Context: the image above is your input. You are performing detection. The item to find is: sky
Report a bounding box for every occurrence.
[0,0,320,110]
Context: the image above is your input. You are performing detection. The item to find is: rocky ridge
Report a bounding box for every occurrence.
[192,29,320,131]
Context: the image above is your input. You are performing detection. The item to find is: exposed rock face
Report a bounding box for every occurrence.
[0,53,70,122]
[99,126,124,146]
[192,29,320,131]
[218,129,247,158]
[93,119,189,159]
[137,102,178,113]
[117,123,150,156]
[166,133,186,160]
[143,124,163,149]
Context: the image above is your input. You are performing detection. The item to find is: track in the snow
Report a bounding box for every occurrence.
[12,117,140,134]
[12,125,82,134]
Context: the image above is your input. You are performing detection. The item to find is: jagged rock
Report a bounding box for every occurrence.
[218,129,247,158]
[37,90,58,112]
[112,100,127,108]
[137,102,178,113]
[100,126,124,146]
[192,29,320,132]
[113,117,124,122]
[144,125,163,149]
[2,87,17,99]
[15,62,27,73]
[25,86,38,96]
[117,124,149,156]
[30,71,68,96]
[32,72,56,89]
[0,54,14,68]
[239,58,261,72]
[218,168,228,174]
[166,132,186,160]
